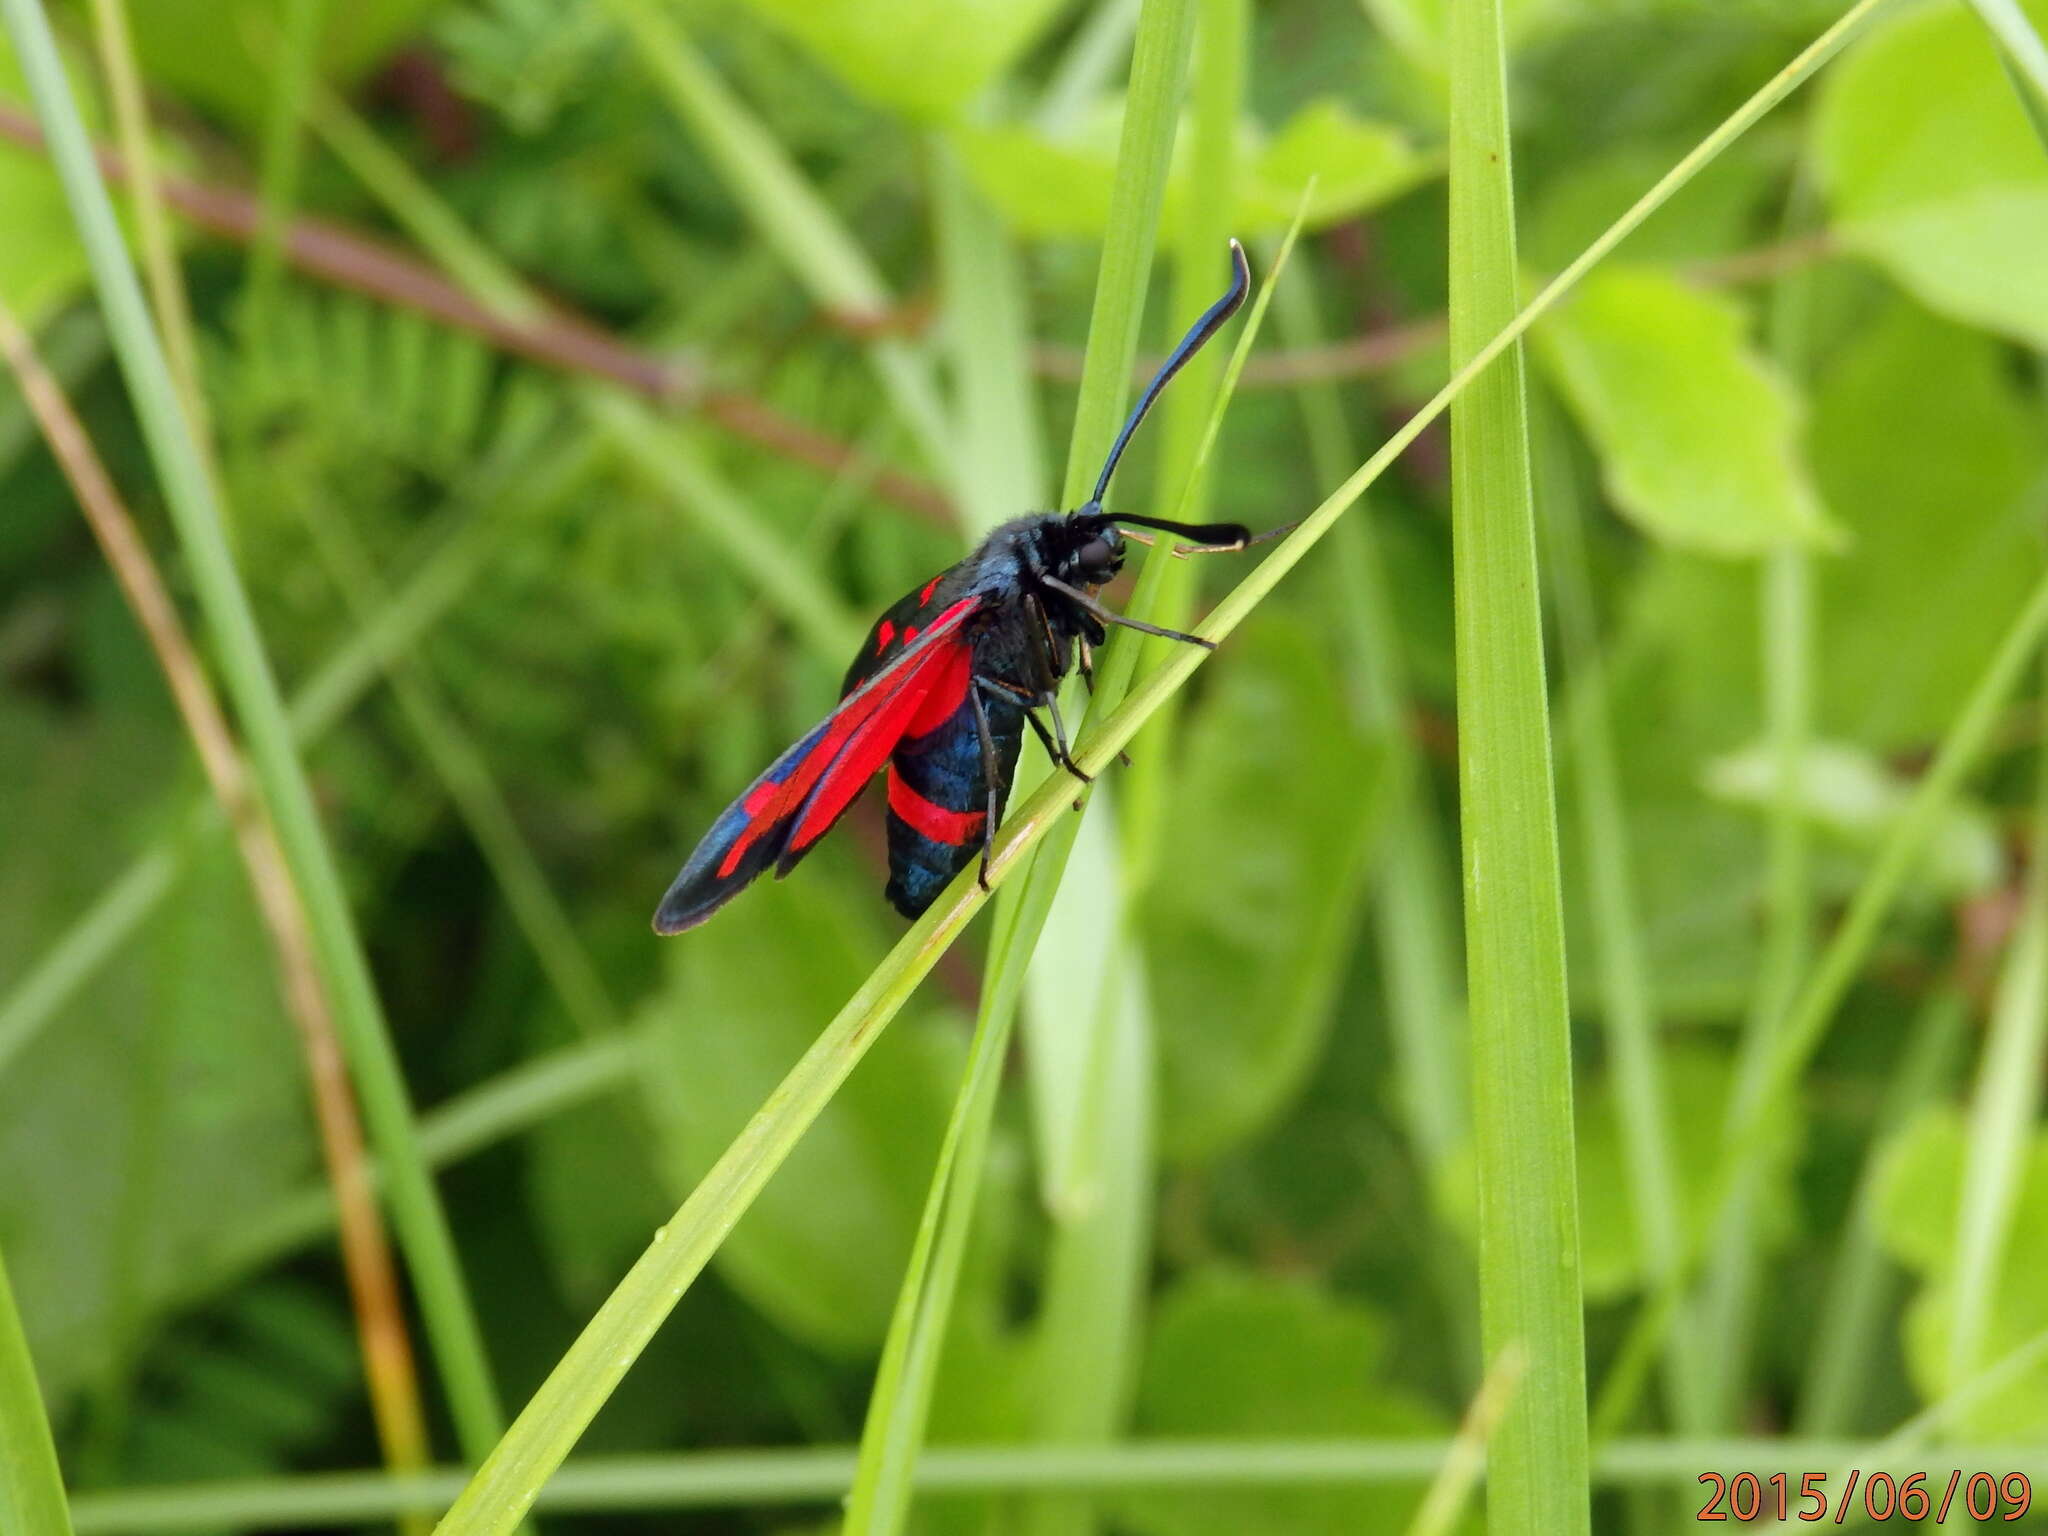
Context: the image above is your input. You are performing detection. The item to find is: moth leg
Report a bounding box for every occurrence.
[983,677,1091,785]
[1039,690,1092,784]
[1024,591,1071,695]
[1038,573,1216,650]
[967,678,1004,893]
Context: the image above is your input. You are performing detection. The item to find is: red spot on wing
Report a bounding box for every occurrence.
[875,618,896,654]
[888,766,986,847]
[901,625,919,647]
[920,577,941,605]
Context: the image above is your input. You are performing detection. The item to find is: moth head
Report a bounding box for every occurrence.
[1058,510,1126,588]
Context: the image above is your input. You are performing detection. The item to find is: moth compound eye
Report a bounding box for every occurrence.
[1076,536,1117,576]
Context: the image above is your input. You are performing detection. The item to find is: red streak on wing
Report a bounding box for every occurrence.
[903,646,971,736]
[875,618,896,654]
[920,577,941,605]
[887,766,986,847]
[901,625,920,647]
[786,658,938,849]
[711,597,979,879]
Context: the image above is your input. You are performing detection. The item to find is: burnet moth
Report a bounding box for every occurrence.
[654,240,1264,934]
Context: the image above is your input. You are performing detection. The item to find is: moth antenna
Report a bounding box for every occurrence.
[1163,517,1298,557]
[1113,512,1254,552]
[1081,239,1250,513]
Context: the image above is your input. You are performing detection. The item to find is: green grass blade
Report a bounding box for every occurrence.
[1112,0,1245,886]
[1446,0,1588,1523]
[306,87,541,325]
[289,494,625,1045]
[1404,1345,1524,1536]
[198,1037,644,1297]
[0,0,506,1457]
[242,0,326,345]
[65,1427,2048,1532]
[989,6,1199,1531]
[427,5,1895,1522]
[1696,161,1825,1430]
[1039,0,1144,129]
[839,146,1043,1536]
[1536,403,1701,1433]
[85,0,209,452]
[1945,663,2048,1392]
[1969,0,2048,112]
[0,840,180,1080]
[1796,986,1970,1435]
[0,1240,74,1536]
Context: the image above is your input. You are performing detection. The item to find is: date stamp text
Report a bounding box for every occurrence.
[1697,1470,2033,1523]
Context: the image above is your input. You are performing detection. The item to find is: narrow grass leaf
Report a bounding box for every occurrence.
[1404,1344,1525,1536]
[63,1433,2048,1532]
[1695,171,1826,1432]
[1446,0,1588,1526]
[0,1240,73,1536]
[998,10,1195,1534]
[1796,986,1970,1434]
[241,0,325,344]
[1969,0,2048,115]
[1944,669,2048,1392]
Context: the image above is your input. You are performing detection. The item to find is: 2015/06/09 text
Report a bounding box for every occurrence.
[1697,1470,2032,1523]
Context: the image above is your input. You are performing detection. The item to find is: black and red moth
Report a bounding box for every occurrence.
[653,240,1260,934]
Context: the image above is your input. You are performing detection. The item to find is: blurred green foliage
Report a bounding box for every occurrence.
[3,0,2048,1528]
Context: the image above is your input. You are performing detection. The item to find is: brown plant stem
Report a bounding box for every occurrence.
[0,297,435,1504]
[0,101,956,528]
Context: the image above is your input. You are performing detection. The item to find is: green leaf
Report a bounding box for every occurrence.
[1875,1109,2048,1438]
[1439,1044,1801,1303]
[1815,0,2048,347]
[0,708,315,1407]
[727,0,1073,121]
[1537,266,1839,556]
[1115,1268,1449,1536]
[1145,615,1388,1163]
[1704,740,2006,901]
[642,873,962,1355]
[1239,99,1442,229]
[952,96,1433,240]
[1808,303,2048,749]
